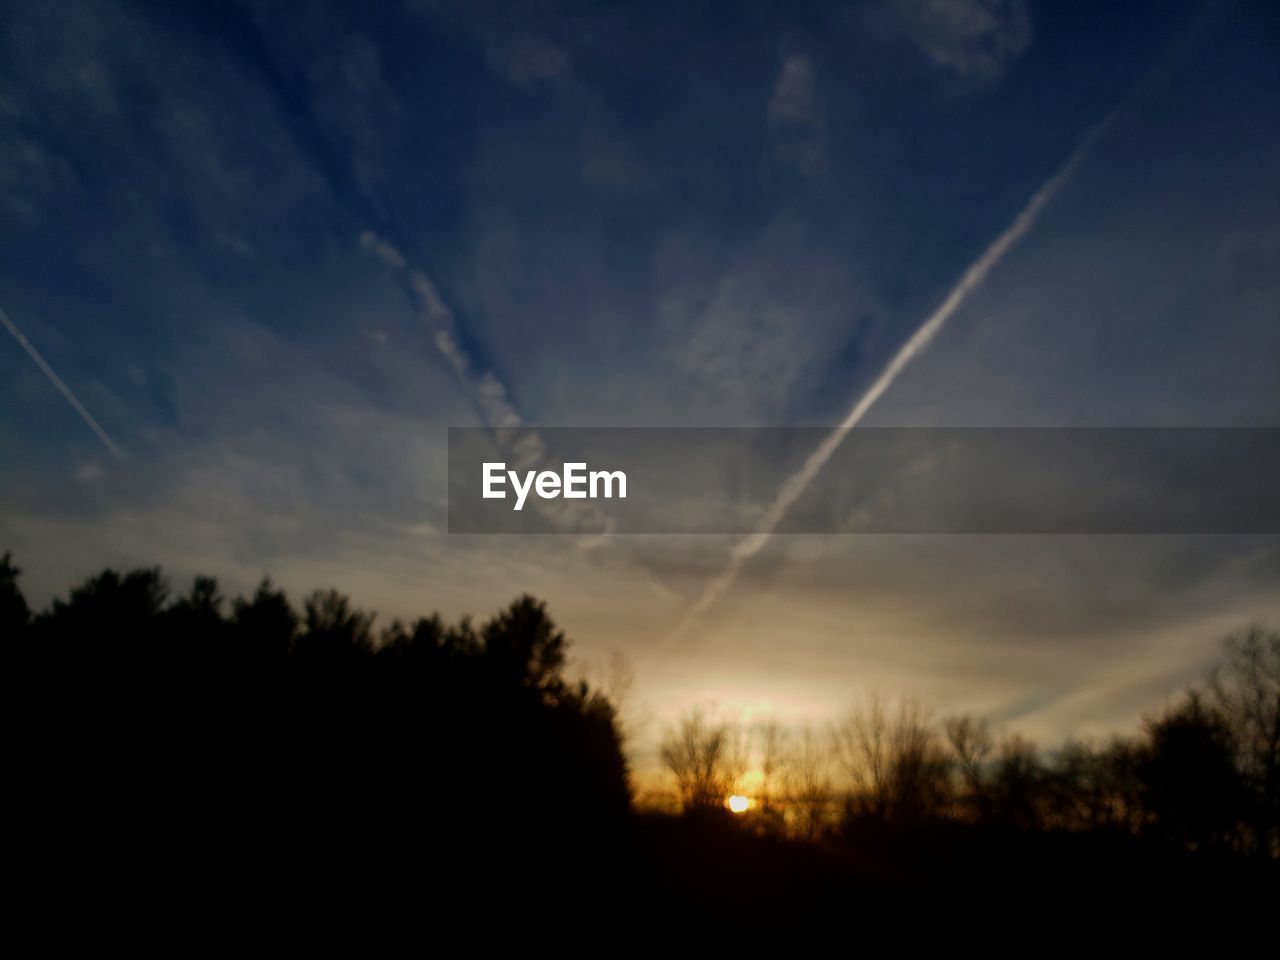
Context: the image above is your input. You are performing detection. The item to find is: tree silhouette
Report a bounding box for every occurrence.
[1,552,30,640]
[165,576,228,664]
[480,593,568,691]
[990,733,1042,830]
[784,723,832,839]
[1207,625,1280,857]
[944,714,993,820]
[4,556,636,920]
[660,708,744,812]
[32,566,169,666]
[295,588,375,661]
[833,695,951,823]
[230,577,297,662]
[3,551,1275,926]
[1141,693,1245,852]
[754,719,789,835]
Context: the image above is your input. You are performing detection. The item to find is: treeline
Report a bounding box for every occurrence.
[1,553,634,914]
[3,551,1275,919]
[661,627,1279,861]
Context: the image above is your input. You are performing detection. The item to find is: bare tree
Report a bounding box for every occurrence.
[579,650,649,747]
[833,694,951,822]
[1207,625,1280,856]
[660,708,745,812]
[944,714,993,819]
[755,719,789,832]
[992,733,1042,829]
[1096,735,1145,834]
[832,693,892,818]
[1046,738,1102,831]
[785,723,832,840]
[887,698,952,821]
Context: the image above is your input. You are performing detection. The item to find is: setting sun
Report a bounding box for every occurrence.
[726,795,752,814]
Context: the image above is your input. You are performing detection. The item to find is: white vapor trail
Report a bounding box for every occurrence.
[359,231,614,543]
[1,306,124,460]
[675,108,1119,637]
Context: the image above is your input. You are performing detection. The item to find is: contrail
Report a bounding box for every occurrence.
[359,231,614,542]
[1,306,124,460]
[674,107,1119,637]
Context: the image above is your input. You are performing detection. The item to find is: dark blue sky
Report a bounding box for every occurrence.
[2,1,1278,762]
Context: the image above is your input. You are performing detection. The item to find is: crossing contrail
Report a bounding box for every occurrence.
[674,107,1119,638]
[1,306,124,460]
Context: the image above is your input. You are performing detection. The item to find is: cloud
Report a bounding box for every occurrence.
[359,232,509,419]
[882,0,1032,84]
[660,230,863,419]
[408,271,456,328]
[767,54,825,174]
[768,55,818,126]
[580,116,651,192]
[0,133,74,225]
[245,6,406,213]
[360,231,528,433]
[409,1,570,92]
[359,230,406,271]
[504,33,570,89]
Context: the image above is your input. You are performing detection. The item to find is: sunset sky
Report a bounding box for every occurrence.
[3,1,1278,777]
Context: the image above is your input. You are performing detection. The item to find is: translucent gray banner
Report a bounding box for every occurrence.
[447,427,1280,534]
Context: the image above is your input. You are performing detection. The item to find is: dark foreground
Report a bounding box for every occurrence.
[4,557,1276,930]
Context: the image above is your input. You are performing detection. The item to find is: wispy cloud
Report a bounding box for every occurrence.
[1,306,124,460]
[767,53,825,174]
[883,0,1032,84]
[768,55,818,126]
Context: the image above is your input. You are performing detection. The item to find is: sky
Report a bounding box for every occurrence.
[2,0,1278,776]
